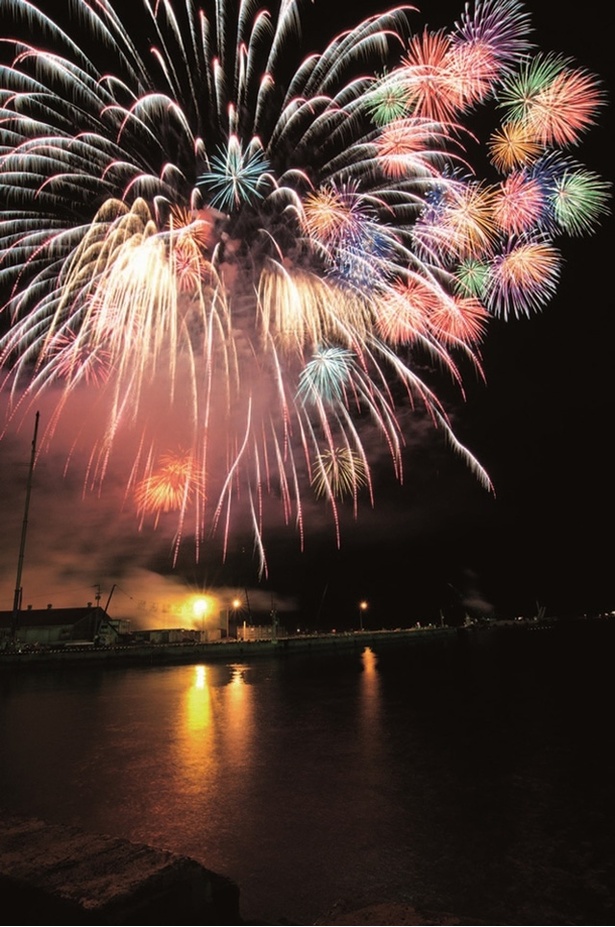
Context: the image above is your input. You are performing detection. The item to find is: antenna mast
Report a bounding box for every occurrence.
[11,411,40,638]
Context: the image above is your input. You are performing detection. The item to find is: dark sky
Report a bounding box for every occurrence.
[0,0,612,630]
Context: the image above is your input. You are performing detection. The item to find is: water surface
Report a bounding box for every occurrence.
[1,622,613,925]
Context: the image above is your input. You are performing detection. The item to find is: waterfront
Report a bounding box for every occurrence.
[1,620,614,925]
[0,626,457,668]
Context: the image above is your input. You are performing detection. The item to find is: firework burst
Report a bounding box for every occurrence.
[0,0,609,575]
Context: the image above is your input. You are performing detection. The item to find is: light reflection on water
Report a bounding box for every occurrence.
[1,627,614,925]
[178,663,256,804]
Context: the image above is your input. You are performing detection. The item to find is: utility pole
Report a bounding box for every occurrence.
[104,584,117,613]
[11,411,40,639]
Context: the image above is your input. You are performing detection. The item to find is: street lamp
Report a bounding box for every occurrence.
[359,600,368,631]
[228,597,241,639]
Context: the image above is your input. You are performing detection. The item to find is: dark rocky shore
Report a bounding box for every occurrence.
[0,813,239,925]
[0,813,486,926]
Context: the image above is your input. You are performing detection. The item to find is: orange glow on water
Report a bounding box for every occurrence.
[359,647,383,760]
[173,663,257,801]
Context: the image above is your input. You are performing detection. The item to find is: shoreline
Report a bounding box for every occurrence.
[0,625,459,669]
[0,616,587,670]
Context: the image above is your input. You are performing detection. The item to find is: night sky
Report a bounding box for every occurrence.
[0,0,612,631]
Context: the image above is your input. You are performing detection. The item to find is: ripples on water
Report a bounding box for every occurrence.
[1,621,614,925]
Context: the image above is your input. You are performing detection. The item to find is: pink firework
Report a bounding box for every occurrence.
[429,295,489,346]
[42,331,112,388]
[376,278,440,344]
[444,39,502,111]
[400,30,461,123]
[302,188,356,246]
[375,118,455,179]
[527,67,605,148]
[492,172,547,235]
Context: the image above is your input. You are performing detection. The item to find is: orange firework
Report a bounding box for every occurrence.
[441,183,499,258]
[413,182,499,263]
[169,205,225,251]
[302,188,354,244]
[490,239,561,319]
[135,451,204,525]
[489,122,543,173]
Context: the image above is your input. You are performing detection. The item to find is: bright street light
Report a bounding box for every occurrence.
[226,597,242,638]
[359,600,368,631]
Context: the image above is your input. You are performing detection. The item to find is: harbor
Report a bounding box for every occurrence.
[0,614,581,670]
[0,624,460,669]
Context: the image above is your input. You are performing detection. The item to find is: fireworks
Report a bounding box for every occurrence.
[0,0,609,574]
